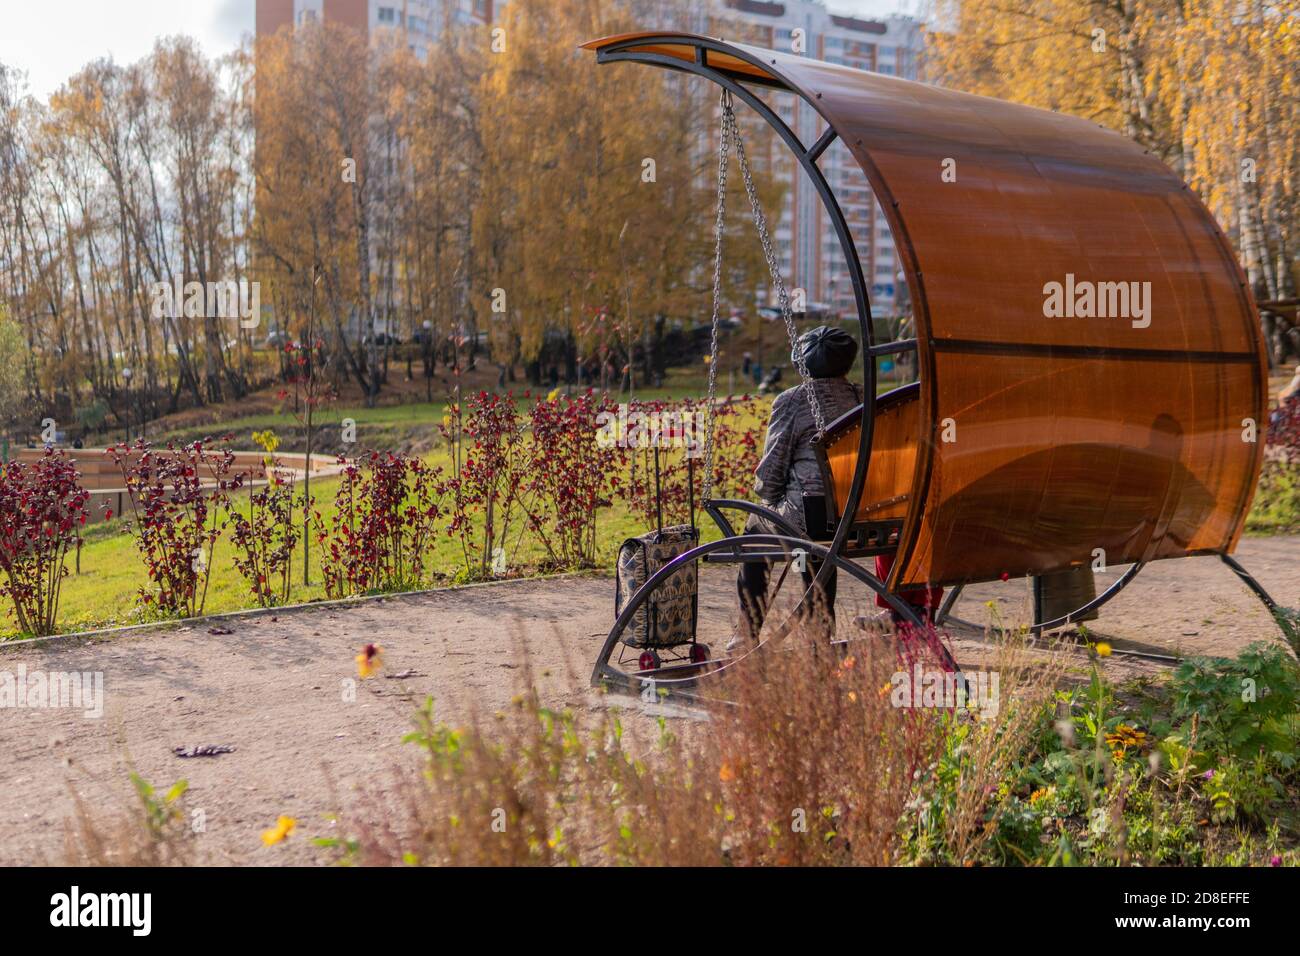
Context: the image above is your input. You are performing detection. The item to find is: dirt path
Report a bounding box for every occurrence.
[0,538,1295,865]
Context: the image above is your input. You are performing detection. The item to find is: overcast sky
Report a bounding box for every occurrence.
[0,0,922,100]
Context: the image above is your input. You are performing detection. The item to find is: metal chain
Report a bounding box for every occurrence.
[728,101,826,438]
[699,90,731,504]
[700,93,827,505]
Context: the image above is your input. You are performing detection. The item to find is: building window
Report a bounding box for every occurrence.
[378,7,396,24]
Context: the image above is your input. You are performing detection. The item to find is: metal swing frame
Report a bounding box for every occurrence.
[585,35,950,703]
[583,33,1284,703]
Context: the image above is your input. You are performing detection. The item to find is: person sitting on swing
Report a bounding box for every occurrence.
[732,326,861,651]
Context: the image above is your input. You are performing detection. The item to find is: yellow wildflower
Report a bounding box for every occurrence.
[261,815,296,846]
[356,643,383,678]
[1104,724,1148,752]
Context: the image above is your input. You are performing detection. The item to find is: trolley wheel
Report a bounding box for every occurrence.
[689,643,710,664]
[637,650,661,672]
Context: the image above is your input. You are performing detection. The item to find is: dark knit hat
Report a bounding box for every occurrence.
[792,325,857,379]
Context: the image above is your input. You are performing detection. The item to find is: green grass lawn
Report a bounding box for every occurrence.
[1246,460,1300,535]
[149,379,754,452]
[151,359,912,450]
[41,477,663,637]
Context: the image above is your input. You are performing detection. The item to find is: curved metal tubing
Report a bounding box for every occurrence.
[701,499,738,539]
[1029,563,1145,635]
[933,583,963,627]
[597,37,878,604]
[933,566,1146,634]
[936,555,1287,656]
[591,534,927,699]
[1220,553,1279,613]
[702,498,802,539]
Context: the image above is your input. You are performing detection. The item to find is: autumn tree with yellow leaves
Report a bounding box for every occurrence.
[0,40,256,431]
[470,0,776,389]
[252,0,776,394]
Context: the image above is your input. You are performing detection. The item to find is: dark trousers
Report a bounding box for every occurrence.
[735,515,837,643]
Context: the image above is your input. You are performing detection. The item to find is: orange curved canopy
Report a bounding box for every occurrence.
[585,32,1267,590]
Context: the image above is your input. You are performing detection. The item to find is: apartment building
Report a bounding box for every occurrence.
[256,0,495,55]
[714,0,923,320]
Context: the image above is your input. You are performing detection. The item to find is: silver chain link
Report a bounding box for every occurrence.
[700,93,826,505]
[728,100,826,439]
[699,91,731,504]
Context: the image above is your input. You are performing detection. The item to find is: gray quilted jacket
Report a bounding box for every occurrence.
[753,378,862,535]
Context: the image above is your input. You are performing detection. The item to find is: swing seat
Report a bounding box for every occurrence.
[715,384,920,559]
[805,382,919,556]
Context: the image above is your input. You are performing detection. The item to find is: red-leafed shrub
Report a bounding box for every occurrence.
[711,396,764,498]
[440,391,532,579]
[525,390,619,569]
[618,396,763,528]
[0,449,90,636]
[616,397,697,529]
[107,437,243,618]
[230,462,300,608]
[314,451,445,598]
[1267,396,1300,458]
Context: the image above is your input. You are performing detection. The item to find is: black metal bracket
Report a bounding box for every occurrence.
[934,555,1286,648]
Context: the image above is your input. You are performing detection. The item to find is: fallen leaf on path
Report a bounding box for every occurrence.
[173,744,236,758]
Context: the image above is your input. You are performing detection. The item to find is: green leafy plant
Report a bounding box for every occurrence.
[130,773,189,838]
[1168,642,1300,760]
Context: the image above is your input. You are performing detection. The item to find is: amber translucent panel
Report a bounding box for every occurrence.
[824,387,918,525]
[900,355,1260,588]
[790,61,1267,589]
[584,33,1268,591]
[579,34,783,85]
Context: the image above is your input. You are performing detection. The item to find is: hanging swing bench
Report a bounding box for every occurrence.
[585,32,1279,702]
